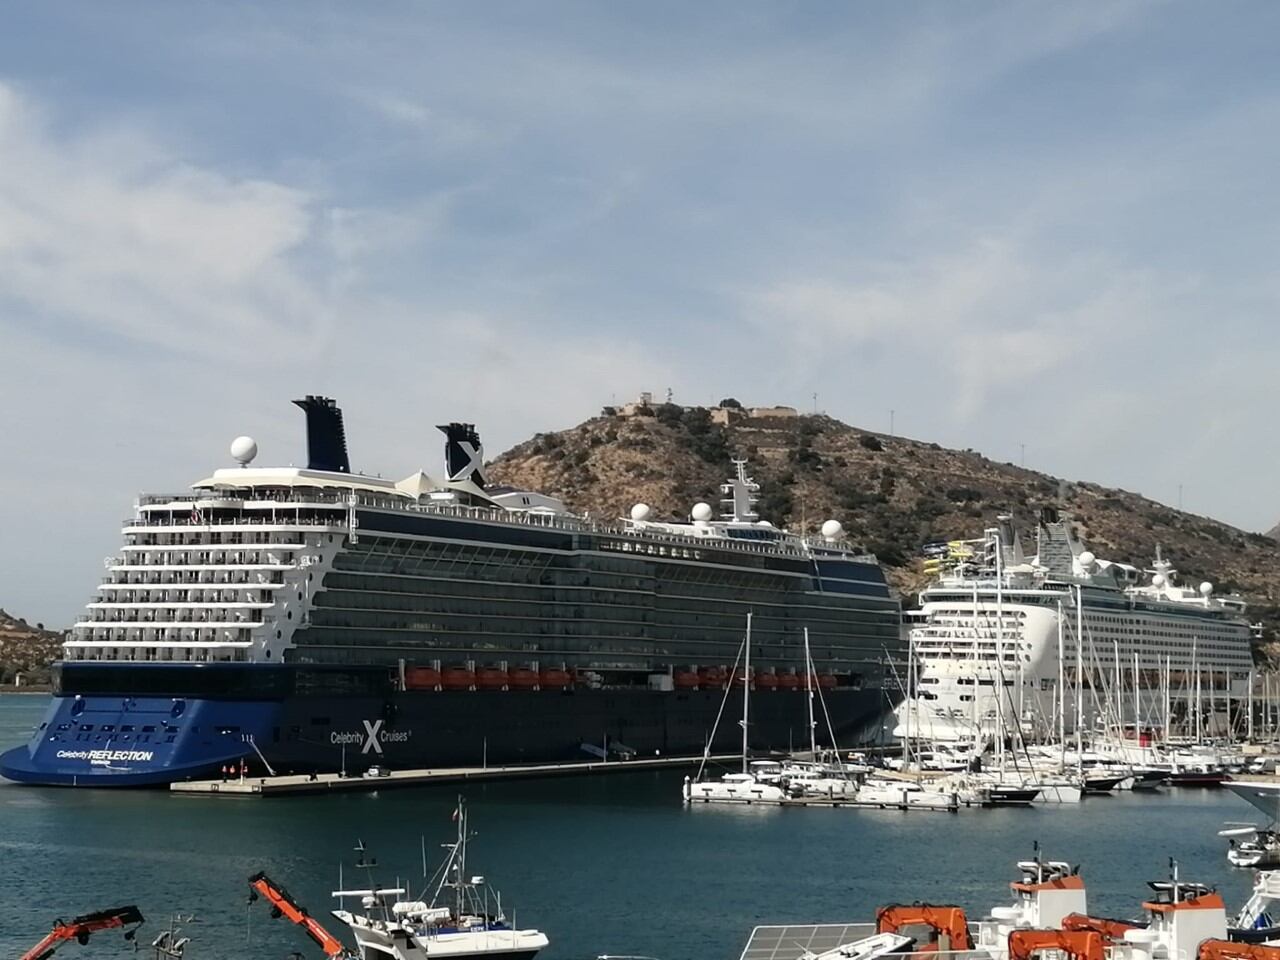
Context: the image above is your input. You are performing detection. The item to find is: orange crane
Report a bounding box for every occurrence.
[1061,912,1141,939]
[248,871,351,959]
[1007,928,1108,960]
[1199,942,1280,960]
[21,905,145,960]
[875,904,974,951]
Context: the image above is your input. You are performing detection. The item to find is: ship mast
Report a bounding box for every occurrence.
[741,613,752,774]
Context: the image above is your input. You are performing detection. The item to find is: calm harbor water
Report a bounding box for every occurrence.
[0,694,1263,960]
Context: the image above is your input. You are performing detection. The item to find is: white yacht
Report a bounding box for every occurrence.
[896,510,1254,745]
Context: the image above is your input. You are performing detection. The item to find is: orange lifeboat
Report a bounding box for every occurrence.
[509,667,539,689]
[441,667,475,690]
[818,674,838,690]
[476,668,509,690]
[777,672,801,690]
[697,666,727,689]
[673,669,701,690]
[404,666,441,690]
[756,672,779,691]
[540,668,572,689]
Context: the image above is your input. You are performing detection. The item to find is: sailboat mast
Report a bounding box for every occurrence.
[994,527,1005,770]
[1075,585,1084,772]
[804,627,817,758]
[1056,600,1065,760]
[742,612,752,774]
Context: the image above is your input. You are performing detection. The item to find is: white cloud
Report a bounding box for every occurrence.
[0,80,668,625]
[740,238,1163,415]
[0,81,325,358]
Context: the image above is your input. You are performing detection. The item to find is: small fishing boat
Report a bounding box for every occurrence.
[332,799,549,959]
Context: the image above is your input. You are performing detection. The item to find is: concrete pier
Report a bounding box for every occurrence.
[170,753,733,797]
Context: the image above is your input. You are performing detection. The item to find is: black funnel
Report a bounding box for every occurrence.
[437,422,486,487]
[293,396,351,473]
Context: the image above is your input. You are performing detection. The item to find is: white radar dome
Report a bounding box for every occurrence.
[230,435,258,465]
[1200,581,1214,596]
[1151,574,1166,587]
[691,502,713,522]
[821,519,844,540]
[630,503,652,522]
[1078,551,1095,569]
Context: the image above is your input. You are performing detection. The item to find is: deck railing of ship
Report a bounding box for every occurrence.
[132,490,883,565]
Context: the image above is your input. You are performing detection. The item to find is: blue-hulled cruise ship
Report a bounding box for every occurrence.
[1,398,905,786]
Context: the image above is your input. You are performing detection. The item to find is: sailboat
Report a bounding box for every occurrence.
[332,798,549,959]
[776,628,860,798]
[682,613,787,805]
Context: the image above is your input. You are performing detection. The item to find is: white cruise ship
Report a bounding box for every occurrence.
[895,510,1255,744]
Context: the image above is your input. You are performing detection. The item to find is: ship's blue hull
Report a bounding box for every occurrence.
[1,695,282,786]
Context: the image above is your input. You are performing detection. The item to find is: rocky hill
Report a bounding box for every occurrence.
[0,609,63,686]
[489,400,1280,658]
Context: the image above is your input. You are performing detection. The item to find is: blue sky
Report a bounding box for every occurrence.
[3,2,1280,625]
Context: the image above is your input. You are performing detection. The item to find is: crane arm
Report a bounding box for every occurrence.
[21,905,144,960]
[1199,940,1280,960]
[876,904,973,950]
[1062,913,1140,939]
[1008,929,1106,960]
[248,871,349,959]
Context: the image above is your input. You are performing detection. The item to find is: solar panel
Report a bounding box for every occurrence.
[738,925,991,960]
[739,923,880,960]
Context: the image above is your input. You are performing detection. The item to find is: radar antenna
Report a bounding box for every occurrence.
[719,459,759,522]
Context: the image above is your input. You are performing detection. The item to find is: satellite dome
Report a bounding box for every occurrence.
[630,503,652,522]
[1078,551,1095,569]
[1151,574,1166,587]
[691,502,713,522]
[821,519,844,540]
[230,435,258,465]
[1200,581,1214,596]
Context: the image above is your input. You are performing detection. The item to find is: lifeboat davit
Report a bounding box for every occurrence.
[509,667,539,689]
[441,667,476,690]
[777,672,801,690]
[404,666,441,690]
[674,670,701,690]
[539,668,572,688]
[756,672,779,691]
[476,668,509,690]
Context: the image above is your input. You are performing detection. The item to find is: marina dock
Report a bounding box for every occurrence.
[170,753,735,797]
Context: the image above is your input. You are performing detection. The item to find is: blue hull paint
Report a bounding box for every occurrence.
[0,694,281,787]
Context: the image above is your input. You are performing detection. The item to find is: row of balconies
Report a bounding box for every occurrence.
[93,589,275,604]
[71,628,256,643]
[122,537,305,551]
[79,609,265,625]
[113,551,295,567]
[104,573,285,586]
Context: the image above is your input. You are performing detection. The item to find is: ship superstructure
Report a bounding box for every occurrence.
[897,510,1254,744]
[2,397,904,786]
